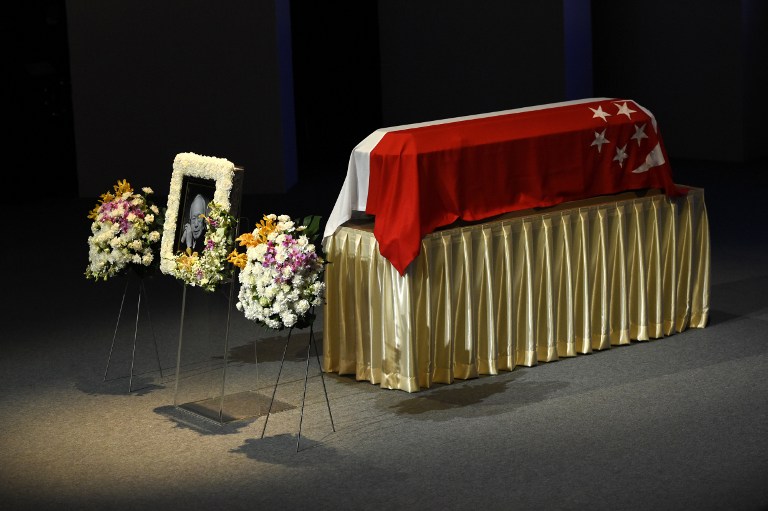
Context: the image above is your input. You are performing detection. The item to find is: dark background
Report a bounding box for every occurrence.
[9,0,767,216]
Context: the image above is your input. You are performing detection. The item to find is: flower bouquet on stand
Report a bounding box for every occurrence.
[85,179,163,281]
[230,214,325,330]
[228,213,333,450]
[85,179,165,392]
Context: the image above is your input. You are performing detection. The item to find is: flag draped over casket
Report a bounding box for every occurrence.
[324,98,685,275]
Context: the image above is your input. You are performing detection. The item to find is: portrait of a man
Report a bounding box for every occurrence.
[176,179,215,254]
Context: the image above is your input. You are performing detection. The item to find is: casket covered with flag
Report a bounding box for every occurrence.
[324,98,685,275]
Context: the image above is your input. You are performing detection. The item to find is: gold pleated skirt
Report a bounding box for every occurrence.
[323,187,710,392]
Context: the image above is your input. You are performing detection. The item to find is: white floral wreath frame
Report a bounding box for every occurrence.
[160,152,236,275]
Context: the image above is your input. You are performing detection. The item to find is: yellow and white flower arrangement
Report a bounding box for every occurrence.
[85,179,163,281]
[229,214,325,330]
[169,201,236,292]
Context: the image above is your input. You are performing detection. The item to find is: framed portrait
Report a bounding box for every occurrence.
[160,152,244,275]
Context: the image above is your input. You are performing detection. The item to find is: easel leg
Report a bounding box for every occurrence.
[104,276,131,381]
[261,328,293,439]
[128,281,142,393]
[296,321,335,452]
[140,280,163,379]
[173,285,187,407]
[310,325,335,433]
[297,333,313,452]
[217,277,237,424]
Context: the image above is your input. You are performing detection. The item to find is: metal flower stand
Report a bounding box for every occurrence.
[172,275,264,426]
[103,270,164,393]
[260,310,335,452]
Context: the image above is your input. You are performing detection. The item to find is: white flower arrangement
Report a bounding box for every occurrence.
[160,152,235,275]
[86,180,164,281]
[231,214,326,330]
[169,201,236,292]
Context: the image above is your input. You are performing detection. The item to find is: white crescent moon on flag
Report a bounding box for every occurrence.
[632,143,666,174]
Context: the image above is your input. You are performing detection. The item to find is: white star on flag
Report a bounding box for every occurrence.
[614,144,628,167]
[631,123,648,146]
[589,105,611,122]
[591,128,610,153]
[614,101,637,119]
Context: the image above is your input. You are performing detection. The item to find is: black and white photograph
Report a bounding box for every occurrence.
[176,177,214,254]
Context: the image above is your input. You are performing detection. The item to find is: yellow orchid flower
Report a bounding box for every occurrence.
[99,191,115,204]
[255,215,276,241]
[113,179,133,196]
[176,249,200,271]
[87,205,101,220]
[227,250,247,269]
[235,232,260,248]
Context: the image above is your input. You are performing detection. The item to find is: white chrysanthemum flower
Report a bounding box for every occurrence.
[150,204,159,214]
[149,231,160,242]
[142,187,153,194]
[295,299,310,315]
[145,214,154,224]
[277,221,294,232]
[253,244,268,260]
[281,311,297,328]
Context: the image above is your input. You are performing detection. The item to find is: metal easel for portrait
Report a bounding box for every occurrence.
[103,269,164,393]
[171,268,248,424]
[260,307,336,452]
[170,165,264,425]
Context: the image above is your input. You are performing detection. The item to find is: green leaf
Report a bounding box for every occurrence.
[301,215,322,241]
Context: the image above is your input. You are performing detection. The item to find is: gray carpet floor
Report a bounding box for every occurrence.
[1,160,766,511]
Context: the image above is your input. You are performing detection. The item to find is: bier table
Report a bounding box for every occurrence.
[322,99,709,392]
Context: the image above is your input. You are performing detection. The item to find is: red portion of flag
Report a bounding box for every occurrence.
[366,99,684,275]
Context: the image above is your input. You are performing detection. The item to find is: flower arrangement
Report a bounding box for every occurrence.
[169,201,237,292]
[85,179,163,281]
[160,152,236,275]
[230,214,325,330]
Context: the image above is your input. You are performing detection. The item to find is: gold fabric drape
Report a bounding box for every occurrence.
[323,188,710,392]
